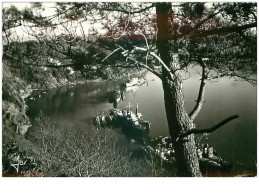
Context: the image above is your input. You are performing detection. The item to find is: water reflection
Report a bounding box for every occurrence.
[26,66,257,173]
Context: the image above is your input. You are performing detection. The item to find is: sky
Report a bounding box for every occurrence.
[2,2,155,42]
[2,2,56,17]
[2,2,94,42]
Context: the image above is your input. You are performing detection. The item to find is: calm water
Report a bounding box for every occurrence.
[26,66,257,173]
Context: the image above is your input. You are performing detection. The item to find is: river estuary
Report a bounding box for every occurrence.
[26,66,257,174]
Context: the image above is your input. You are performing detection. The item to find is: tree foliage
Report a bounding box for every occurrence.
[2,2,257,176]
[3,2,256,83]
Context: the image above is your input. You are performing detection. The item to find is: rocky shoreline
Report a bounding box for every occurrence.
[2,62,147,137]
[2,66,103,137]
[2,60,148,176]
[2,64,106,176]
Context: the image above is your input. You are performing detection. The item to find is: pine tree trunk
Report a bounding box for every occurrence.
[162,77,201,177]
[156,2,202,177]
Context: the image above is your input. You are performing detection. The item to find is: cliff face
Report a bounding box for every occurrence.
[2,65,32,136]
[2,62,87,137]
[2,61,91,176]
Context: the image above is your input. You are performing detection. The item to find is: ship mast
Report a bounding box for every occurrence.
[126,102,134,112]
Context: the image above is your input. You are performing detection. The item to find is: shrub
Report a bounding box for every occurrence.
[28,114,169,177]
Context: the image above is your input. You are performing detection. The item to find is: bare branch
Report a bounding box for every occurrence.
[189,59,208,120]
[180,115,239,138]
[102,48,122,62]
[101,45,162,79]
[133,46,174,80]
[208,70,257,86]
[126,55,162,79]
[139,31,150,50]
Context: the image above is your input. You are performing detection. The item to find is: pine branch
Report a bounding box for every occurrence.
[179,115,239,138]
